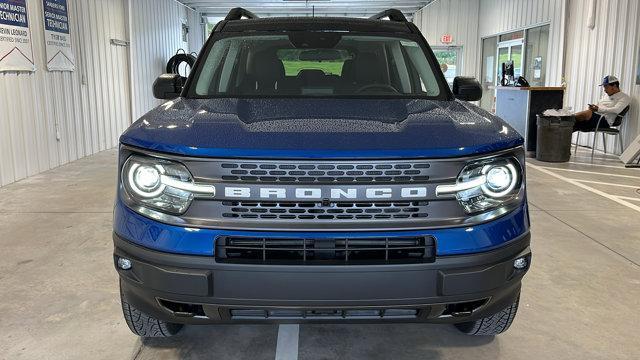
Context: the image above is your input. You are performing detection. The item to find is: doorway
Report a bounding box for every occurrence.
[480,36,497,111]
[496,31,524,83]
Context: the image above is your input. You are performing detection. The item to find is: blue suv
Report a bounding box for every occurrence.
[114,8,531,337]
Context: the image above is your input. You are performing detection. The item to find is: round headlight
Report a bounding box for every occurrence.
[134,165,161,190]
[485,166,512,191]
[127,163,165,198]
[481,163,518,197]
[436,156,523,214]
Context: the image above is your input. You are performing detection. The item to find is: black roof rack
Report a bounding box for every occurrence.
[225,7,259,21]
[369,9,408,22]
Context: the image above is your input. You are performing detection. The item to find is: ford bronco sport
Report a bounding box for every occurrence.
[114,8,531,337]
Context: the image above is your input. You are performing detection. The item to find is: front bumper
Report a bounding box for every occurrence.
[115,231,530,324]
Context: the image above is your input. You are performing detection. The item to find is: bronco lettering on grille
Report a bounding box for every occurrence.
[223,187,428,199]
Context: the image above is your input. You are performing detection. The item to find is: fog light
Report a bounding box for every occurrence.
[117,257,132,270]
[513,257,528,269]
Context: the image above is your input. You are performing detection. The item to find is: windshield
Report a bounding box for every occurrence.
[189,33,446,98]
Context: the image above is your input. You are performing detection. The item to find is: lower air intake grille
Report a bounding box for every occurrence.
[215,236,436,265]
[230,308,419,320]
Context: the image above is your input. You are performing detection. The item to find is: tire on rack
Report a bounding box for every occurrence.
[454,294,520,336]
[165,52,196,76]
[120,281,183,337]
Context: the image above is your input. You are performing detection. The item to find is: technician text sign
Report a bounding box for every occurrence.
[42,0,73,71]
[0,0,35,71]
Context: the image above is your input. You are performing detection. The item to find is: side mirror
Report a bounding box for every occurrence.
[452,76,482,101]
[153,74,184,100]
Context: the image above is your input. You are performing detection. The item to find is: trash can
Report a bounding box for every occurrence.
[536,115,575,162]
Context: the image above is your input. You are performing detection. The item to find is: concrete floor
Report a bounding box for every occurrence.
[1,147,639,360]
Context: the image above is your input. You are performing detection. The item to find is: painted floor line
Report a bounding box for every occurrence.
[565,161,628,169]
[275,324,299,360]
[569,179,640,189]
[572,153,621,161]
[534,166,640,180]
[539,207,640,268]
[526,163,640,213]
[571,154,624,162]
[572,145,621,156]
[615,195,640,202]
[571,151,620,161]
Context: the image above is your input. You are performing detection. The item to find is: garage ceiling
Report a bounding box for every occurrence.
[179,0,433,19]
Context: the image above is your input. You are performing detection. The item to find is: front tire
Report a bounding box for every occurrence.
[454,294,520,336]
[120,282,183,337]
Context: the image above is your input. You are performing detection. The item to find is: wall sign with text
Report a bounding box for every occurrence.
[0,0,35,72]
[440,34,453,45]
[42,0,74,71]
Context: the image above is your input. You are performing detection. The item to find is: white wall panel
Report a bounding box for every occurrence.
[566,0,640,154]
[0,0,131,187]
[129,0,203,120]
[477,0,566,86]
[187,6,205,57]
[413,0,481,78]
[0,0,204,187]
[413,0,565,85]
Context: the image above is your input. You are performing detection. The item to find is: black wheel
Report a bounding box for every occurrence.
[454,294,520,336]
[120,282,183,337]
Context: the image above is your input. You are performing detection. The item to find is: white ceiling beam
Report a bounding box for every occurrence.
[179,0,432,12]
[184,1,429,6]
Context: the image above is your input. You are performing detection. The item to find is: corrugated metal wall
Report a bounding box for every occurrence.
[187,5,205,56]
[413,0,481,78]
[129,0,204,120]
[565,0,640,154]
[0,0,131,187]
[0,0,204,188]
[477,0,566,86]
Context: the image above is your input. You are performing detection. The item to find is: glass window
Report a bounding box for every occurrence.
[189,33,445,98]
[511,44,523,78]
[524,25,550,87]
[432,47,462,87]
[497,46,510,80]
[497,41,524,84]
[277,49,352,77]
[480,36,497,111]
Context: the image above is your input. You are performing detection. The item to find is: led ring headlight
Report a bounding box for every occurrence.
[481,163,518,198]
[436,157,522,214]
[127,163,165,198]
[122,155,215,215]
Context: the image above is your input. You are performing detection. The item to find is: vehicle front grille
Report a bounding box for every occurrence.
[170,155,477,230]
[221,201,429,221]
[216,161,432,183]
[215,236,436,265]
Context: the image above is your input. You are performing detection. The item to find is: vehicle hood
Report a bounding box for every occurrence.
[120,98,523,159]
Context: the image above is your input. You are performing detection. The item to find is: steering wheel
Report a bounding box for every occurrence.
[355,83,400,94]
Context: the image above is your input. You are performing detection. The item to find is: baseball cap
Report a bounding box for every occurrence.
[599,75,619,86]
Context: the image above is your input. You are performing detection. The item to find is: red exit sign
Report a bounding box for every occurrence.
[440,34,453,44]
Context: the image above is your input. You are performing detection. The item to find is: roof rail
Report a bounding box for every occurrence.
[369,9,408,22]
[225,7,259,21]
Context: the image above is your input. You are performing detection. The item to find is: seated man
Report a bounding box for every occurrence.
[574,75,631,131]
